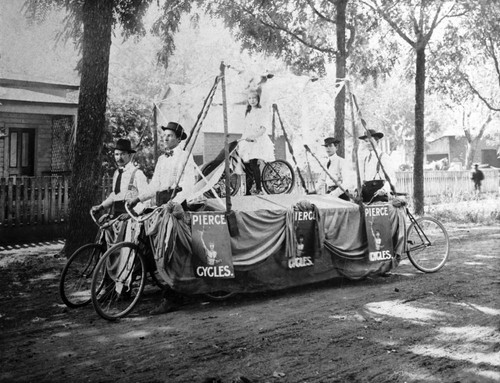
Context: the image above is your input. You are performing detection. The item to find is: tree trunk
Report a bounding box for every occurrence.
[464,113,491,169]
[335,0,347,157]
[413,46,425,215]
[64,0,114,256]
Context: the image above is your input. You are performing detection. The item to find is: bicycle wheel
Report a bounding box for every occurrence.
[91,242,146,321]
[406,216,449,273]
[204,172,241,198]
[59,243,104,308]
[262,160,295,195]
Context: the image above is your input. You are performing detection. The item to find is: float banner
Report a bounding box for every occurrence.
[364,204,394,262]
[191,212,234,278]
[288,209,316,269]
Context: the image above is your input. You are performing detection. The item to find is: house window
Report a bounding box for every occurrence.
[9,132,18,168]
[8,129,35,176]
[22,132,30,167]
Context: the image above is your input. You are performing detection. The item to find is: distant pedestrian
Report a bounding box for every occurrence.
[471,164,484,193]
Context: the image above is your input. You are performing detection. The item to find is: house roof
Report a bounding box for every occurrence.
[0,71,79,87]
[0,86,78,105]
[0,77,79,90]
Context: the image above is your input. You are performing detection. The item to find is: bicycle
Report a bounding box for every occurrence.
[203,140,295,198]
[89,204,166,321]
[395,194,450,273]
[59,209,128,308]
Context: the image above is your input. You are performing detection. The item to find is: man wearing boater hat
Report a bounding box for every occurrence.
[358,128,396,202]
[128,121,196,208]
[317,136,350,200]
[92,138,148,216]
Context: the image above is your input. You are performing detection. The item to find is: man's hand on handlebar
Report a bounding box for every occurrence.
[91,205,103,214]
[127,197,140,209]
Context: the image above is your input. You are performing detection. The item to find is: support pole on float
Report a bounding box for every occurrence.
[346,80,362,193]
[153,104,158,162]
[220,61,239,236]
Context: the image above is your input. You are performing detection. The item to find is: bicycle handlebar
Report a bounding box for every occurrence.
[89,208,123,229]
[125,202,163,224]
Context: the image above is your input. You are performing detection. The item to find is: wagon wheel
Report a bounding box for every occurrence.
[204,172,241,198]
[261,160,295,195]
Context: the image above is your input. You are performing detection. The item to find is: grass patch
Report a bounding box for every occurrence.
[425,194,500,225]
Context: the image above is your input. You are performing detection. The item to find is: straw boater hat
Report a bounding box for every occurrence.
[322,137,341,146]
[161,121,187,140]
[112,138,136,153]
[358,129,384,140]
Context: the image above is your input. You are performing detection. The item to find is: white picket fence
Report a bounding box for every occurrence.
[394,169,498,196]
[291,169,499,197]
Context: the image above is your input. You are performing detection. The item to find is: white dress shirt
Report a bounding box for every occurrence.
[138,145,196,203]
[317,154,351,197]
[102,162,148,208]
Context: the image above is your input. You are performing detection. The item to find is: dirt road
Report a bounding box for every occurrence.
[1,225,499,383]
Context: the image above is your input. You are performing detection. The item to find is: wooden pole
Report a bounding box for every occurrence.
[220,61,239,236]
[153,104,158,162]
[346,81,362,193]
[220,61,232,211]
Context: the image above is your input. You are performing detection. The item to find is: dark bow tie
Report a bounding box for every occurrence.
[165,150,174,157]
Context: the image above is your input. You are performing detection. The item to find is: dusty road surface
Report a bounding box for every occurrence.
[1,225,499,383]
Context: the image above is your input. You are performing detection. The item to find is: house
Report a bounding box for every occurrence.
[426,134,500,168]
[0,76,79,177]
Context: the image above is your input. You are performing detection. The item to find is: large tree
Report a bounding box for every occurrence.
[201,0,398,157]
[361,0,468,214]
[429,0,500,169]
[24,0,192,255]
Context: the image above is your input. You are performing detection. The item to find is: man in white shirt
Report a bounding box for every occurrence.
[128,122,196,208]
[92,139,148,216]
[129,122,197,316]
[317,137,350,200]
[359,129,396,202]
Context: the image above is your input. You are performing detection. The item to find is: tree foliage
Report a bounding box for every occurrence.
[360,0,469,214]
[23,0,194,255]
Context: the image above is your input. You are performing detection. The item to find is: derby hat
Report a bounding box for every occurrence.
[359,129,384,140]
[112,138,136,153]
[322,137,341,146]
[161,121,187,140]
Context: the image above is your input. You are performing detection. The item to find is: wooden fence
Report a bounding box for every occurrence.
[0,176,112,228]
[1,169,498,228]
[394,169,499,196]
[291,169,499,196]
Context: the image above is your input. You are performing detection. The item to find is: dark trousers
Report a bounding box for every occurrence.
[245,159,262,194]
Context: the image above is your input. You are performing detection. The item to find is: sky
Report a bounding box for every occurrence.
[0,0,79,83]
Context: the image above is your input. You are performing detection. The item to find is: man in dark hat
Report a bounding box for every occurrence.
[358,129,396,203]
[92,138,148,216]
[317,136,351,200]
[128,122,196,316]
[471,163,484,193]
[128,121,195,208]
